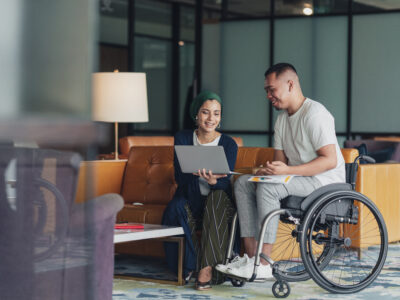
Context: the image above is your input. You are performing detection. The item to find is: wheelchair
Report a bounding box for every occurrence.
[224,155,388,298]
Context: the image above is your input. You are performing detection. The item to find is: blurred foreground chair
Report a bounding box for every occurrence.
[0,146,123,300]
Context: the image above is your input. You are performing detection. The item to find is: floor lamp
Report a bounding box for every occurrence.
[92,71,149,160]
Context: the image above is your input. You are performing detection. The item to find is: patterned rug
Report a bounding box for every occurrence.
[113,244,400,300]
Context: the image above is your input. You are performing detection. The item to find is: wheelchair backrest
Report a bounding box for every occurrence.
[345,162,358,190]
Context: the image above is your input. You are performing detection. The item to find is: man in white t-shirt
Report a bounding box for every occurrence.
[216,63,345,280]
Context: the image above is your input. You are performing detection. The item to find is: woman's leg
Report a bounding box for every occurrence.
[198,190,235,284]
[162,195,199,278]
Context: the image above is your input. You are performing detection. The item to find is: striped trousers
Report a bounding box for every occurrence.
[186,190,235,284]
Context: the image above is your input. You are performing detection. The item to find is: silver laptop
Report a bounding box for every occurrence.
[174,145,241,175]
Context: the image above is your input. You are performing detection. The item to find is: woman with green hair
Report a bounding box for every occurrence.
[162,90,239,290]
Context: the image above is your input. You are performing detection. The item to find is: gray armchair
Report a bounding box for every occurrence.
[0,147,123,300]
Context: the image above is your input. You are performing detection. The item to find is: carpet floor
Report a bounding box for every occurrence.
[113,244,400,300]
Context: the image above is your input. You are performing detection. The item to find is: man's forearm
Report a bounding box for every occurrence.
[288,155,336,176]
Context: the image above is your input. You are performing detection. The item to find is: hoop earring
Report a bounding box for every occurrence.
[217,123,221,129]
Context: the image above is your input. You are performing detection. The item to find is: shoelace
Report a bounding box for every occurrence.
[227,255,247,268]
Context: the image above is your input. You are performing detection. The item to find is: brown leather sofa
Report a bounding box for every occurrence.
[113,146,358,257]
[118,135,244,159]
[76,144,400,258]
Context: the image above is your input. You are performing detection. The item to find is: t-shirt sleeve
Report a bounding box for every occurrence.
[305,111,337,151]
[274,115,284,150]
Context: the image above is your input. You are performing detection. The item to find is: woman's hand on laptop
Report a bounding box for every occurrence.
[193,169,227,185]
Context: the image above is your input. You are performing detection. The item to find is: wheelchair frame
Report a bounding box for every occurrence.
[223,155,388,298]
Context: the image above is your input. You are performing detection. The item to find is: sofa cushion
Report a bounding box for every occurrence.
[121,146,177,206]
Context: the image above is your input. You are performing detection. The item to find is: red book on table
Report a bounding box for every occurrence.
[114,223,144,229]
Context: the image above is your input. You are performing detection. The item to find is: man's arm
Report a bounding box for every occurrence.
[256,149,287,175]
[273,149,288,164]
[264,144,337,176]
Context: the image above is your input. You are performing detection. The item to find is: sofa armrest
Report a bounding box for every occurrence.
[75,160,127,203]
[356,163,400,242]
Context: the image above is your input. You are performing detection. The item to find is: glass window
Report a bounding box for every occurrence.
[352,0,400,13]
[235,134,270,147]
[133,36,172,130]
[135,0,172,39]
[352,13,400,133]
[99,0,128,45]
[274,0,348,16]
[227,0,271,18]
[274,16,348,133]
[179,42,195,129]
[220,20,271,131]
[180,5,195,42]
[202,23,221,98]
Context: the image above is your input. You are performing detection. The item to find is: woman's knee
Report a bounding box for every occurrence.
[162,196,187,224]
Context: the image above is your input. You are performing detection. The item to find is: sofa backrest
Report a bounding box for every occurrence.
[121,146,177,205]
[119,135,244,156]
[121,146,359,206]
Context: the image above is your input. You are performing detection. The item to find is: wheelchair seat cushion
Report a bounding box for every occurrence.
[280,183,352,212]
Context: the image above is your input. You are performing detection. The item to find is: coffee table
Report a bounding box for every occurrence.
[114,224,185,285]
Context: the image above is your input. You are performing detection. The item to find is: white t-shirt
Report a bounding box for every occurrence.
[274,98,345,185]
[193,131,222,196]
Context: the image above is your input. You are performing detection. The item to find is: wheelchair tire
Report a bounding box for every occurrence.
[271,220,335,282]
[230,278,245,287]
[300,190,388,294]
[272,280,290,298]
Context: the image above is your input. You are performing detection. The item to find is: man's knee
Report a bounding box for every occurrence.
[257,182,287,201]
[234,174,252,194]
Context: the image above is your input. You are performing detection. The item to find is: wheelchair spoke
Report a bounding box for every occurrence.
[301,193,388,294]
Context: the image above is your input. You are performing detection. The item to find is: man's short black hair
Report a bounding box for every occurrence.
[264,63,297,78]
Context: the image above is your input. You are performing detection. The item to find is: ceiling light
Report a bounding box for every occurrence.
[303,7,313,16]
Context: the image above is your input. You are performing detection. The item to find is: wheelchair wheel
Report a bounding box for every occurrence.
[272,280,290,298]
[271,219,335,282]
[300,191,388,294]
[230,278,245,287]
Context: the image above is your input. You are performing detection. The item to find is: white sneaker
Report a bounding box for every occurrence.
[227,260,273,280]
[215,254,253,273]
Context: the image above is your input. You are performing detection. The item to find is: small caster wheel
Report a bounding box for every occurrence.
[272,280,290,298]
[231,278,245,287]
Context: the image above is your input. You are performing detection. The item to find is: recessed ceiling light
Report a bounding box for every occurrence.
[303,7,313,16]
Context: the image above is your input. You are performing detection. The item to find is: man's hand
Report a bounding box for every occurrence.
[193,169,227,185]
[266,161,290,175]
[255,161,290,175]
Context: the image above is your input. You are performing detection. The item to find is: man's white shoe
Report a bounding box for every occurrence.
[226,259,274,280]
[215,254,253,273]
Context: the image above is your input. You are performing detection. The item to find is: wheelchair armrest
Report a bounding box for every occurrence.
[300,183,352,211]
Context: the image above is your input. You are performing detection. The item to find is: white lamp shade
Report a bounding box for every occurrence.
[92,72,149,123]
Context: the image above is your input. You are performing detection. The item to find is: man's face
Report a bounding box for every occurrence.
[264,73,290,111]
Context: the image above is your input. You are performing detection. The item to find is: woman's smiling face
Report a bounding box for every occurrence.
[196,99,221,133]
